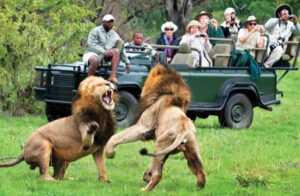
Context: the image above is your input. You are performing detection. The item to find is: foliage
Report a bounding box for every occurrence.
[0,0,94,115]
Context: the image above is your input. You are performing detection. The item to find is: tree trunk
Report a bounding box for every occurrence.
[165,0,193,35]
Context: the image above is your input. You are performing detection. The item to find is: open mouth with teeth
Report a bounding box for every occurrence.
[101,89,115,110]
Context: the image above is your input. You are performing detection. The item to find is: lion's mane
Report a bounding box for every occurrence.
[136,63,191,121]
[72,78,116,146]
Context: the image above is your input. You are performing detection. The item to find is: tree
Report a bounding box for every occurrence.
[165,0,192,34]
[0,0,94,114]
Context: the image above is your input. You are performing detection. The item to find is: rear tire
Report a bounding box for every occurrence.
[115,91,138,128]
[219,93,253,129]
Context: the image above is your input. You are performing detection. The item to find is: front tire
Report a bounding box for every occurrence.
[115,91,138,128]
[220,93,253,129]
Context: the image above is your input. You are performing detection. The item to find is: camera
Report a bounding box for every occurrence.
[289,15,295,20]
[195,33,206,38]
[199,33,206,37]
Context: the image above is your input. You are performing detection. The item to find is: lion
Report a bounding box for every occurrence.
[105,63,206,191]
[0,76,116,182]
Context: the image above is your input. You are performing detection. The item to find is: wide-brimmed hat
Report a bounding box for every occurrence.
[102,14,115,22]
[161,21,178,32]
[244,15,257,25]
[224,7,235,16]
[195,11,212,20]
[275,4,292,18]
[186,20,201,32]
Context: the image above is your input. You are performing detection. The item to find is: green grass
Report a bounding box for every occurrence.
[1,70,300,195]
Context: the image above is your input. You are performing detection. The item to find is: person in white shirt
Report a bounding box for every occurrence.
[124,32,156,59]
[264,4,300,68]
[221,7,241,38]
[236,16,265,57]
[180,20,212,68]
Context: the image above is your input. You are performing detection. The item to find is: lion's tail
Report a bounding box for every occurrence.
[0,154,24,168]
[140,131,189,157]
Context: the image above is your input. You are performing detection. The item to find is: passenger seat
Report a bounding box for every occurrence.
[171,43,194,68]
[210,43,232,67]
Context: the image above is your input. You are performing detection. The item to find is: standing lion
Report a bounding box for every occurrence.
[105,63,206,191]
[0,76,117,182]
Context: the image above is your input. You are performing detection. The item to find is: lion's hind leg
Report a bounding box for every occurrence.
[183,138,206,188]
[142,137,173,191]
[24,137,55,181]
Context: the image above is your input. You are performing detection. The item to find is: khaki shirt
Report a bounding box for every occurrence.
[86,25,121,55]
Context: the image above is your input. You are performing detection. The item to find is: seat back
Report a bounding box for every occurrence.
[171,43,194,67]
[211,43,232,67]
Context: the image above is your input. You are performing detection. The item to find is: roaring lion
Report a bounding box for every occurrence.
[105,63,206,191]
[0,76,116,182]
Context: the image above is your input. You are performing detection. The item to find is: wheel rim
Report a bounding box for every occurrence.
[231,104,244,123]
[115,102,128,121]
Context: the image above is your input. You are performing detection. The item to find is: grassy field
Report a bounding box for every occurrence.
[0,70,299,196]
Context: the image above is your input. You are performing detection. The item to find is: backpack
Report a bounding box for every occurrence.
[229,49,261,80]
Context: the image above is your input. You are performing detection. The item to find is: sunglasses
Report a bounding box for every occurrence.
[249,22,257,26]
[165,28,174,31]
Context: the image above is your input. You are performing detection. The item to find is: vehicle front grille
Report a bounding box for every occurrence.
[47,73,75,101]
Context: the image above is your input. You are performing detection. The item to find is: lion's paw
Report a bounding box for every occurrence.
[105,149,115,159]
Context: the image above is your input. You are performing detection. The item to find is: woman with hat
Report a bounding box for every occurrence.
[236,15,265,57]
[179,20,212,68]
[156,21,180,63]
[264,4,300,67]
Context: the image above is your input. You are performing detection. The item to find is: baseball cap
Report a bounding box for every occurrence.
[102,14,115,22]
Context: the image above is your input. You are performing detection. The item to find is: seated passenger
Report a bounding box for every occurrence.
[180,20,212,68]
[195,11,224,45]
[83,14,130,83]
[264,4,300,68]
[221,7,241,38]
[124,32,156,59]
[156,21,180,63]
[236,16,265,57]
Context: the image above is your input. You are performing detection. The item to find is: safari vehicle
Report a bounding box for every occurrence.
[34,39,299,129]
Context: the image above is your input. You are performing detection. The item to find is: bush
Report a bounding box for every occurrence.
[0,0,94,115]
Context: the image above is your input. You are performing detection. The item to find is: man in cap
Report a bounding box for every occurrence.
[221,7,241,38]
[83,14,130,83]
[264,4,300,67]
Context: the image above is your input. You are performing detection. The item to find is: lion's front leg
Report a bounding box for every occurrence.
[79,121,99,150]
[93,148,110,183]
[105,124,152,158]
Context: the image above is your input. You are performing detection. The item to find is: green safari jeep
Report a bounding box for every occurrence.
[34,41,299,129]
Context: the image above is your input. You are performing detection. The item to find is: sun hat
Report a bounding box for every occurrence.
[161,21,178,32]
[275,4,292,18]
[102,14,115,22]
[195,11,212,20]
[245,15,257,25]
[224,7,235,16]
[186,20,201,32]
